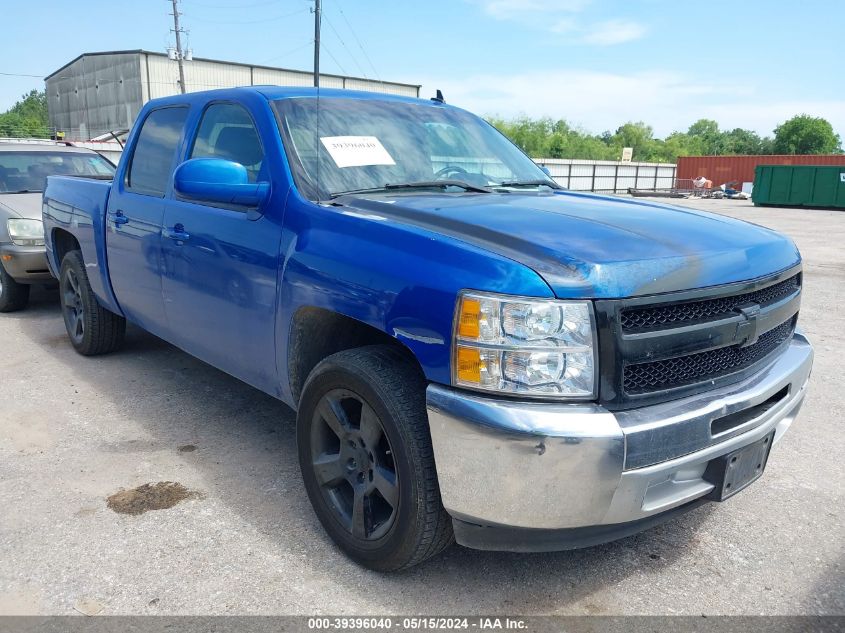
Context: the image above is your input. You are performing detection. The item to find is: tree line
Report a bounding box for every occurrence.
[1,89,842,164]
[0,90,51,138]
[488,114,843,163]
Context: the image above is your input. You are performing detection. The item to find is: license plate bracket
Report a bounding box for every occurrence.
[704,431,775,501]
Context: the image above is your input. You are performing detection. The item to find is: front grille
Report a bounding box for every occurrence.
[623,317,796,394]
[621,274,800,331]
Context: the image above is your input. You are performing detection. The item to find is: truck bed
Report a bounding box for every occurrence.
[42,175,120,313]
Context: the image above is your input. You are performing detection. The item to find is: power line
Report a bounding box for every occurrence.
[186,7,308,24]
[182,0,281,8]
[323,13,368,80]
[0,72,44,78]
[334,2,382,82]
[321,43,348,76]
[260,40,314,65]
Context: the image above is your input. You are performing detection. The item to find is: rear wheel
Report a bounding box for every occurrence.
[59,250,126,355]
[297,345,453,571]
[0,264,30,313]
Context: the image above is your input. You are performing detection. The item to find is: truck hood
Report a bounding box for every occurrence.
[337,190,801,299]
[0,192,43,220]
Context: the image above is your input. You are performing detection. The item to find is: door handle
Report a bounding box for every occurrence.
[163,224,190,242]
[112,211,129,226]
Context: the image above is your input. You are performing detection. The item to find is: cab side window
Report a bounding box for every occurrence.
[127,107,189,196]
[190,103,264,182]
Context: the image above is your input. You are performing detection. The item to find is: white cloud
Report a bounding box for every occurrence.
[582,19,647,45]
[420,70,845,138]
[466,0,646,44]
[550,18,578,34]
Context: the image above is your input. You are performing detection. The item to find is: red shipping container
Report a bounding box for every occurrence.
[677,155,845,187]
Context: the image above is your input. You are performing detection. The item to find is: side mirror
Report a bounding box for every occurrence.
[173,158,269,209]
[539,166,551,176]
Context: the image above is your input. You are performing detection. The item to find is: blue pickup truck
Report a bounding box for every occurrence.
[43,86,813,571]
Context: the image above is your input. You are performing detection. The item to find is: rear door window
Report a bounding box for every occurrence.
[127,107,189,196]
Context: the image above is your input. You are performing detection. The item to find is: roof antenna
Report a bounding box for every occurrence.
[431,89,445,103]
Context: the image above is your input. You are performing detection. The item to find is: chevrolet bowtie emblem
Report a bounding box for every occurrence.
[735,303,762,347]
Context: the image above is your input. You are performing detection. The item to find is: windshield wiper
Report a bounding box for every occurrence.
[496,179,561,189]
[6,189,43,194]
[330,180,492,198]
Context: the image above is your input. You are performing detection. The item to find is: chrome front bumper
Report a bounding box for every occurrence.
[426,332,813,549]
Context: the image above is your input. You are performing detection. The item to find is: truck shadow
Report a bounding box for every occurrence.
[13,298,717,614]
[809,552,845,615]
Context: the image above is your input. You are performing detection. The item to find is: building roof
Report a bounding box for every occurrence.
[44,50,420,90]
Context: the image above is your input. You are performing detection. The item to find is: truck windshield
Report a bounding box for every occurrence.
[0,151,115,193]
[272,97,557,201]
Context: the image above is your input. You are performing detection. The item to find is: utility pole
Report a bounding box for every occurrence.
[170,0,187,94]
[313,0,321,87]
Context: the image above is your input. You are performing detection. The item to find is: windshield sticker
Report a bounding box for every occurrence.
[320,136,396,168]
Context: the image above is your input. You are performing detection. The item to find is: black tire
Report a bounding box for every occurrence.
[59,250,126,355]
[0,264,30,313]
[297,345,453,571]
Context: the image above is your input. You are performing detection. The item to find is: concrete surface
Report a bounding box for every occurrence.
[0,199,842,616]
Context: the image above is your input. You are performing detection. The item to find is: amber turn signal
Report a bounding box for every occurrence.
[458,298,481,339]
[456,346,481,383]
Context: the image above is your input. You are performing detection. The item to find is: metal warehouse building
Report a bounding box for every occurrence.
[45,50,421,140]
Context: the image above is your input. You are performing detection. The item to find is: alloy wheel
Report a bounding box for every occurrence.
[310,389,399,541]
[62,268,85,345]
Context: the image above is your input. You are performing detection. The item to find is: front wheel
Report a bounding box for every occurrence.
[297,345,453,571]
[0,264,30,312]
[59,250,126,355]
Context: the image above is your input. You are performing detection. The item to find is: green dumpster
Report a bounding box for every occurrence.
[753,165,845,209]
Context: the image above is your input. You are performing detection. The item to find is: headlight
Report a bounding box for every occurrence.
[7,219,45,247]
[453,291,597,399]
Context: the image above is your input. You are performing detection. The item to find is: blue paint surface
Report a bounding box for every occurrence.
[338,189,800,298]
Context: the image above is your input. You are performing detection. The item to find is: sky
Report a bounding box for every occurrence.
[1,0,843,139]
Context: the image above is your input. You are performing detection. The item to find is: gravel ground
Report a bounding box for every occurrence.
[0,198,842,616]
